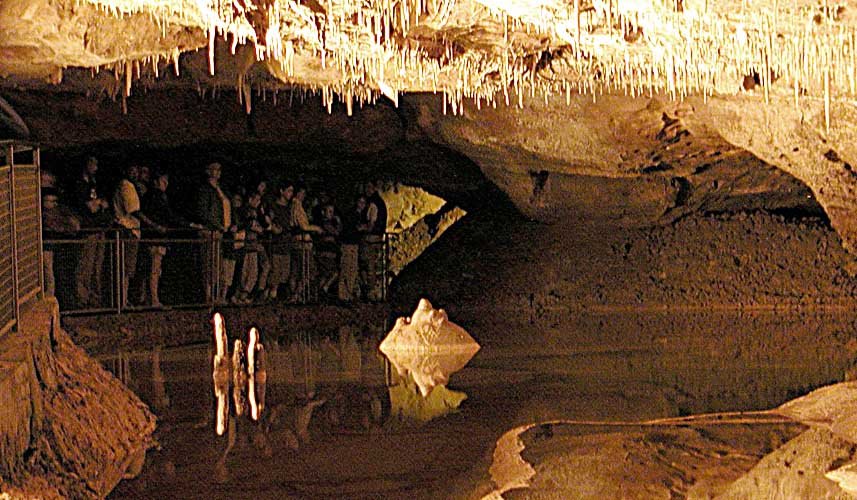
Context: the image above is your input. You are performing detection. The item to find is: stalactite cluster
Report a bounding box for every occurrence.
[76,0,857,126]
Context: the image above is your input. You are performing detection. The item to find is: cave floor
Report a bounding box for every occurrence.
[105,308,851,499]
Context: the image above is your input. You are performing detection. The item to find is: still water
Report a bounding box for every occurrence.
[107,310,857,499]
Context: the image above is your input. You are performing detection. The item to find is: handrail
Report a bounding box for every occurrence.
[42,231,393,315]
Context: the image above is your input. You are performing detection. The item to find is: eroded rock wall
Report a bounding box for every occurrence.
[691,95,857,255]
[410,93,820,228]
[0,299,156,499]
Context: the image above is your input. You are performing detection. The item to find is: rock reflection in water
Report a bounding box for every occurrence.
[210,320,269,436]
[380,299,480,397]
[388,371,468,423]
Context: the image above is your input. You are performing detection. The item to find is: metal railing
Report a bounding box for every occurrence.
[0,140,43,338]
[45,229,390,315]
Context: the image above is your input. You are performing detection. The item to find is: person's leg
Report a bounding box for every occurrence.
[43,249,55,297]
[338,244,358,302]
[149,246,165,306]
[256,248,271,298]
[122,235,139,307]
[269,253,289,299]
[366,239,383,302]
[240,252,258,302]
[288,243,302,302]
[75,234,96,305]
[219,257,236,303]
[201,231,217,303]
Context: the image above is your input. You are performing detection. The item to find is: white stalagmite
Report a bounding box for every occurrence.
[379,298,480,397]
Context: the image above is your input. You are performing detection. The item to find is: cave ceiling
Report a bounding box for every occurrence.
[3,0,857,252]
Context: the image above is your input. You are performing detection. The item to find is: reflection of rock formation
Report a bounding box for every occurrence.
[150,347,170,410]
[248,328,267,421]
[380,299,480,396]
[232,340,247,417]
[389,372,467,423]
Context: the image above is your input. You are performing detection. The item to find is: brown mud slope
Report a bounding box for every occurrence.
[3,328,156,499]
[392,205,857,315]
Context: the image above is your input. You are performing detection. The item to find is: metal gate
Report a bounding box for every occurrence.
[0,141,43,338]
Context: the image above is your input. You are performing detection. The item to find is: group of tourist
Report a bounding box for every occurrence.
[40,157,389,310]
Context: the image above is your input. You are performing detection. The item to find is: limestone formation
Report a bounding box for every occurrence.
[379,298,480,396]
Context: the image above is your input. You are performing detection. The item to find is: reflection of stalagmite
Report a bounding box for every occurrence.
[151,347,170,410]
[212,313,231,435]
[380,299,480,397]
[248,328,267,421]
[389,372,468,422]
[232,339,247,416]
[295,394,326,444]
[214,416,237,483]
[214,378,229,436]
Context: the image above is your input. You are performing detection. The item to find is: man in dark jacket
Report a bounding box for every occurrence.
[71,156,110,307]
[42,188,80,298]
[142,171,199,307]
[194,162,231,303]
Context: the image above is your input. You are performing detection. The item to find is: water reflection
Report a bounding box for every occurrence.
[105,310,857,499]
[210,319,270,435]
[388,371,468,423]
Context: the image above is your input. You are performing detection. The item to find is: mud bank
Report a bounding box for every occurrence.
[393,207,857,314]
[0,299,155,499]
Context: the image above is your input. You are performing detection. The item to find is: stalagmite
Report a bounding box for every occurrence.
[379,299,480,397]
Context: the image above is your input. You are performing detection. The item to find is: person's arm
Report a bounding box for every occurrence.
[365,203,378,233]
[296,205,322,233]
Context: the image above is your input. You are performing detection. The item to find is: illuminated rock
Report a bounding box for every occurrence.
[777,382,857,444]
[211,313,230,436]
[212,312,230,383]
[826,463,857,496]
[379,298,480,397]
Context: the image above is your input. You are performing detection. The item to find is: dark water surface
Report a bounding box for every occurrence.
[107,310,857,499]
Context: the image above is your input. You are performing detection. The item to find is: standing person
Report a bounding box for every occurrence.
[142,171,200,308]
[222,193,245,303]
[338,196,366,303]
[251,180,273,301]
[287,183,322,303]
[267,181,294,300]
[316,203,342,299]
[72,156,110,307]
[194,162,231,303]
[235,191,266,304]
[41,188,80,298]
[360,181,388,302]
[113,164,146,307]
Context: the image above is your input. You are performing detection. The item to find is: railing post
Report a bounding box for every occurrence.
[382,233,389,302]
[8,145,19,330]
[115,230,123,315]
[35,148,44,300]
[215,231,222,306]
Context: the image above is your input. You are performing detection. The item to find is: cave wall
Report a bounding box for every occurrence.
[690,95,857,254]
[410,92,826,229]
